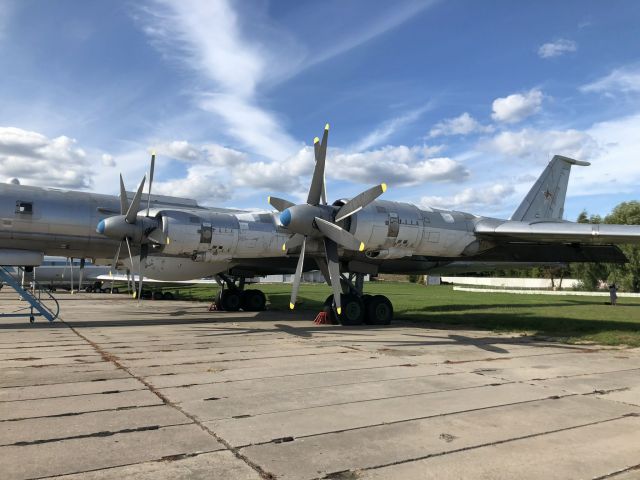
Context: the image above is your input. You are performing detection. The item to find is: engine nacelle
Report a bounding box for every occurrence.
[348,200,479,258]
[160,210,240,259]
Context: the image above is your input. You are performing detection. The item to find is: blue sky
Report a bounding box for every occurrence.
[1,0,640,220]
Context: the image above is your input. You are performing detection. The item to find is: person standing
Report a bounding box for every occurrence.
[609,283,618,306]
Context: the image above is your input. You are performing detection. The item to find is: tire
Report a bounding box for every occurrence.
[111,287,119,294]
[84,286,92,293]
[220,289,241,311]
[241,290,266,311]
[338,294,364,326]
[366,295,393,325]
[362,294,374,324]
[163,291,175,301]
[152,291,165,300]
[324,294,334,307]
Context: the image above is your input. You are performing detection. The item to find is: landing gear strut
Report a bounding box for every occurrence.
[324,272,393,326]
[211,274,266,312]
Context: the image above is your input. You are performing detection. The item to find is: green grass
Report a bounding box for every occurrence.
[150,282,640,347]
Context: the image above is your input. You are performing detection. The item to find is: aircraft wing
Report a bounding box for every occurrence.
[96,273,219,284]
[475,220,640,244]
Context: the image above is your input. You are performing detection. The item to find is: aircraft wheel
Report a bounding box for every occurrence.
[366,295,393,325]
[241,290,266,311]
[324,294,334,307]
[338,294,364,326]
[84,286,92,293]
[362,294,374,324]
[163,291,175,301]
[111,287,119,294]
[220,289,241,311]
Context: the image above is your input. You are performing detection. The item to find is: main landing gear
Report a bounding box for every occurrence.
[210,274,267,312]
[323,273,393,326]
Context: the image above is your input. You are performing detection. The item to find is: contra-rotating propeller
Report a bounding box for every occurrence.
[268,124,386,315]
[96,153,162,301]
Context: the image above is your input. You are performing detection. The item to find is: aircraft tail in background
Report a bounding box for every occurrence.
[511,155,590,221]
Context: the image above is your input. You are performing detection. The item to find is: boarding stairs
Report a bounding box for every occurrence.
[0,266,60,322]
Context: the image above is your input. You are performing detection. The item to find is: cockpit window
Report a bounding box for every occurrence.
[16,201,33,215]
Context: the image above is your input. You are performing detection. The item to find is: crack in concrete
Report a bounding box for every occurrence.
[317,414,638,480]
[62,319,278,480]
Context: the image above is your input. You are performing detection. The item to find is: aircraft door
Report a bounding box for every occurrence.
[387,213,399,238]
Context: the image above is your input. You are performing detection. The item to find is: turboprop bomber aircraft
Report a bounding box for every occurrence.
[1,124,639,325]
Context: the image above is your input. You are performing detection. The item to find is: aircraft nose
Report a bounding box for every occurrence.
[280,208,292,227]
[96,220,105,234]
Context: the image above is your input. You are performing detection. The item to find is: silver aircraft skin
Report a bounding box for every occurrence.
[0,125,639,321]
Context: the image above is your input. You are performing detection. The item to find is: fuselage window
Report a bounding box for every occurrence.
[16,201,33,214]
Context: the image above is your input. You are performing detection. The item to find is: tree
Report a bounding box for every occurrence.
[604,201,640,292]
[571,210,608,290]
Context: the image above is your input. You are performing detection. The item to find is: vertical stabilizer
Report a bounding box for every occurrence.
[511,155,590,221]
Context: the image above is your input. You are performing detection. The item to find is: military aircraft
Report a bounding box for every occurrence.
[1,124,638,325]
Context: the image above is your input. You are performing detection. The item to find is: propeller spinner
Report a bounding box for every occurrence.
[268,124,387,316]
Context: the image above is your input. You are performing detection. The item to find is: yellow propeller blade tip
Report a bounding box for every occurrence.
[289,302,295,310]
[166,237,171,245]
[313,136,320,144]
[359,242,365,252]
[325,123,330,131]
[381,183,387,193]
[267,195,271,203]
[282,243,287,252]
[151,150,156,156]
[337,307,342,315]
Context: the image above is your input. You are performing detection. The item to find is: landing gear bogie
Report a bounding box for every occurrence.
[219,289,242,311]
[241,290,266,311]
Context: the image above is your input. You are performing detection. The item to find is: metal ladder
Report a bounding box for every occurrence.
[0,266,60,322]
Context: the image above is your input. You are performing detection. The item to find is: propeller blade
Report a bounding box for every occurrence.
[281,233,304,253]
[335,183,387,223]
[78,258,85,292]
[119,174,128,215]
[315,217,364,252]
[146,153,155,217]
[125,176,146,224]
[324,238,342,315]
[111,240,123,271]
[314,256,331,285]
[289,237,306,310]
[268,196,295,212]
[307,123,329,206]
[124,237,136,298]
[137,244,148,303]
[313,137,328,205]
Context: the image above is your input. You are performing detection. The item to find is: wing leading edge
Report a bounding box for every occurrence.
[475,220,640,244]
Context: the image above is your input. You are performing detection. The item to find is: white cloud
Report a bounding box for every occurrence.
[153,165,234,203]
[143,0,300,161]
[420,183,515,211]
[101,154,116,167]
[0,126,93,188]
[353,105,430,151]
[330,145,469,186]
[491,89,543,124]
[537,39,577,59]
[569,112,640,195]
[581,65,640,95]
[482,127,599,161]
[429,112,493,137]
[141,0,432,163]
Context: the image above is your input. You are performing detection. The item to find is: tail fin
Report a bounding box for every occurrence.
[511,155,590,221]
